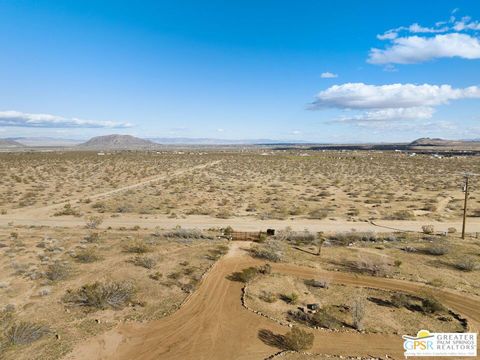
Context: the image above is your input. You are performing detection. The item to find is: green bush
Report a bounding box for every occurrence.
[421,297,445,314]
[391,293,411,308]
[280,292,299,304]
[229,267,259,283]
[283,326,314,351]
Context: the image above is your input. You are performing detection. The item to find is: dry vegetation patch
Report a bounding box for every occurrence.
[246,273,465,335]
[0,226,227,360]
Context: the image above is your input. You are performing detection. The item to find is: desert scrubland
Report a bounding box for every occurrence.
[1,149,479,360]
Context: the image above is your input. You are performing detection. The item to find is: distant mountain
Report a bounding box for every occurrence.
[78,134,157,150]
[148,137,308,145]
[409,138,466,147]
[8,137,82,147]
[0,138,25,149]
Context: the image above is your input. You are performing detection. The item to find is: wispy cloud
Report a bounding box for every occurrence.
[320,72,338,79]
[310,82,480,124]
[0,111,133,128]
[370,14,480,64]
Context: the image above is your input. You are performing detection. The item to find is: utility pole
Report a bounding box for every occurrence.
[461,172,478,239]
[462,175,469,239]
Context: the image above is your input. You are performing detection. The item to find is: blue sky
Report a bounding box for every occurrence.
[0,0,479,142]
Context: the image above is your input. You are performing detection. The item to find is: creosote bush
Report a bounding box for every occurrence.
[454,257,477,272]
[63,281,135,310]
[422,245,449,256]
[85,215,103,229]
[75,248,101,263]
[280,292,299,305]
[421,297,445,314]
[45,261,72,281]
[131,255,157,269]
[123,241,151,254]
[250,240,283,262]
[283,326,314,351]
[229,267,259,283]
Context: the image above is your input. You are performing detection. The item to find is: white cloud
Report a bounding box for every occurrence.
[369,33,480,64]
[0,111,133,128]
[371,14,480,64]
[292,130,302,135]
[217,128,224,132]
[320,72,338,79]
[312,83,480,109]
[311,83,480,123]
[337,107,435,123]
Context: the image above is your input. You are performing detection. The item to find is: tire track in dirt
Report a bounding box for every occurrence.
[64,243,480,360]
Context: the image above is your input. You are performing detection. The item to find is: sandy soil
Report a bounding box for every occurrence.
[64,243,480,360]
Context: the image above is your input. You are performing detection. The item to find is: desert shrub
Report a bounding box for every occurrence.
[385,210,415,220]
[149,271,163,280]
[304,279,329,288]
[251,240,283,262]
[257,263,272,275]
[54,203,80,217]
[283,326,314,351]
[280,292,299,304]
[428,278,445,287]
[206,245,229,260]
[422,245,449,256]
[2,321,50,347]
[421,297,445,314]
[228,267,259,283]
[259,291,277,303]
[123,241,151,254]
[391,293,411,308]
[351,297,366,330]
[453,258,477,272]
[130,256,156,269]
[353,256,389,277]
[63,281,135,310]
[163,228,212,240]
[257,232,267,243]
[290,309,342,329]
[45,261,72,281]
[91,201,106,212]
[84,232,100,243]
[394,259,402,267]
[447,227,457,234]
[308,208,329,220]
[284,230,316,244]
[85,215,103,229]
[328,231,377,246]
[422,225,435,234]
[75,248,100,263]
[223,226,234,236]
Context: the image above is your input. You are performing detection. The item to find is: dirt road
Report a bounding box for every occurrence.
[3,212,480,234]
[65,243,480,360]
